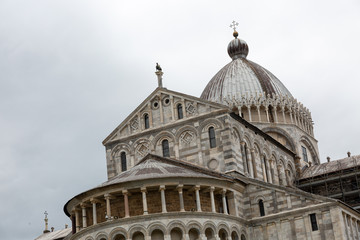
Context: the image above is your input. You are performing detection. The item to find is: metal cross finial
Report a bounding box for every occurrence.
[230,20,239,31]
[44,211,48,219]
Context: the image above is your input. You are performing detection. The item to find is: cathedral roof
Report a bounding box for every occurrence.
[300,155,360,179]
[99,154,229,187]
[34,228,71,240]
[200,32,293,104]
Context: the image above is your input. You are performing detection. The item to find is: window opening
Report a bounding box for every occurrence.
[209,127,216,148]
[162,139,170,157]
[310,213,318,231]
[144,114,150,129]
[259,200,265,216]
[302,146,308,162]
[121,152,127,172]
[177,104,183,119]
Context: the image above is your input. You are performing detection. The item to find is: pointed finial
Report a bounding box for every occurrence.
[43,211,50,233]
[229,20,239,38]
[155,63,163,88]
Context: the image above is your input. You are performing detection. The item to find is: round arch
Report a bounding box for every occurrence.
[109,227,128,240]
[186,221,202,234]
[175,125,198,140]
[129,226,147,239]
[217,222,230,236]
[167,221,186,235]
[262,127,296,152]
[300,135,319,164]
[198,118,223,135]
[148,222,168,236]
[95,232,108,240]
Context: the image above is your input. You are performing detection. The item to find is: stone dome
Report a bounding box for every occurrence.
[201,33,293,104]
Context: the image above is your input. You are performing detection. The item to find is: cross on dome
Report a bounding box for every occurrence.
[229,21,239,38]
[229,20,239,31]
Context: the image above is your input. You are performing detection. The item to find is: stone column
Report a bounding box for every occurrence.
[240,142,248,174]
[170,96,175,121]
[104,193,113,219]
[265,107,270,122]
[261,158,267,182]
[159,94,164,123]
[210,186,216,213]
[222,189,228,215]
[250,148,257,178]
[74,209,80,232]
[159,185,167,213]
[275,221,282,240]
[90,198,97,225]
[184,233,190,240]
[123,190,130,218]
[174,143,180,158]
[195,185,202,212]
[231,192,239,217]
[148,102,153,128]
[285,170,290,186]
[274,106,278,123]
[141,187,148,215]
[294,112,298,126]
[177,184,185,212]
[269,160,275,184]
[247,106,252,122]
[81,204,87,228]
[265,159,272,183]
[200,233,207,240]
[257,106,261,122]
[289,109,293,124]
[282,107,286,123]
[181,99,187,118]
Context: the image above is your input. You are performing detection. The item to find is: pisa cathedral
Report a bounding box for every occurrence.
[57,29,360,240]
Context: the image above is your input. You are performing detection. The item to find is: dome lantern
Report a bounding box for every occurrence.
[227,21,249,60]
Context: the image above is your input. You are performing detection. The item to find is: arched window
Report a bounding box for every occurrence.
[177,104,183,119]
[121,152,127,172]
[209,127,216,148]
[162,139,170,157]
[144,114,150,129]
[302,146,308,162]
[258,199,265,216]
[240,234,246,240]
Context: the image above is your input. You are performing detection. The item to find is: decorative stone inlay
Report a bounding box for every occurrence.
[180,131,195,144]
[163,97,170,106]
[186,102,196,115]
[152,100,159,109]
[208,159,219,170]
[172,129,176,134]
[130,119,139,130]
[136,143,149,157]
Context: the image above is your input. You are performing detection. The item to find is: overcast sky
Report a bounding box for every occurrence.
[1,1,360,239]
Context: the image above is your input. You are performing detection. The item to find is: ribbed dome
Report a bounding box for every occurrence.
[201,34,292,104]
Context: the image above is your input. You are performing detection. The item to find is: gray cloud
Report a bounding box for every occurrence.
[0,1,359,239]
